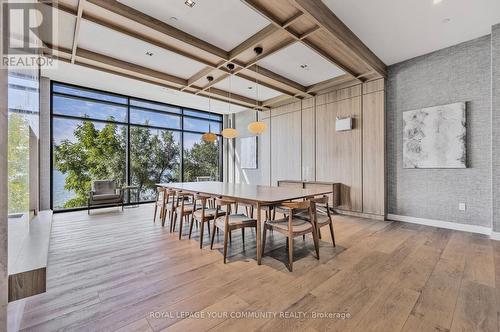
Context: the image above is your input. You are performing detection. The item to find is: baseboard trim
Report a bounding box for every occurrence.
[387,214,496,239]
[334,209,386,221]
[490,231,500,241]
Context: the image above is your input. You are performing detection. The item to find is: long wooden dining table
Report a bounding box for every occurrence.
[156,181,333,265]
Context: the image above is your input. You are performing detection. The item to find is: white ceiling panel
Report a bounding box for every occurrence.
[259,42,345,86]
[43,60,248,114]
[38,3,75,49]
[117,0,269,51]
[324,0,500,65]
[213,75,282,101]
[78,20,207,79]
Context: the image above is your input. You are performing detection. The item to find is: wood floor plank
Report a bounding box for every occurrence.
[402,233,467,332]
[352,286,421,332]
[10,204,498,332]
[450,280,497,332]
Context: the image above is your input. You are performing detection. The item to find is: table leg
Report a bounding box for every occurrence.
[256,202,261,265]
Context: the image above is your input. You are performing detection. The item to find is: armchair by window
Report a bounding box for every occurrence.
[88,180,124,214]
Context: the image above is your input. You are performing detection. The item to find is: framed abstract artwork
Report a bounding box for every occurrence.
[403,102,466,169]
[240,136,258,169]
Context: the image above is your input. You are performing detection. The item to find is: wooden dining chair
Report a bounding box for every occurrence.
[171,191,195,239]
[210,198,257,263]
[161,189,176,228]
[189,194,226,248]
[262,200,319,272]
[295,196,336,247]
[153,187,167,223]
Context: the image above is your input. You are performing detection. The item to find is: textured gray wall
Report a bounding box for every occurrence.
[492,25,500,232]
[387,35,492,227]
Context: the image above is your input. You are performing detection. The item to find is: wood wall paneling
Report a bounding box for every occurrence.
[270,108,302,186]
[302,106,315,181]
[259,117,272,186]
[362,79,385,215]
[234,80,385,217]
[315,96,363,212]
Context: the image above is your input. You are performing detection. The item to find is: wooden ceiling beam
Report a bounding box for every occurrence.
[87,0,309,96]
[183,23,282,92]
[246,64,306,94]
[181,65,222,91]
[282,12,304,28]
[290,0,387,77]
[306,74,356,93]
[240,0,366,81]
[44,0,309,105]
[46,45,266,109]
[81,14,218,68]
[76,48,187,86]
[70,0,85,63]
[86,0,229,61]
[301,39,362,81]
[236,72,295,97]
[228,24,279,61]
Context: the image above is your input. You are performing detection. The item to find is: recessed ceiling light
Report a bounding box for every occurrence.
[185,0,195,7]
[442,18,451,23]
[248,86,253,90]
[433,0,443,4]
[300,64,310,70]
[146,51,153,56]
[170,16,178,22]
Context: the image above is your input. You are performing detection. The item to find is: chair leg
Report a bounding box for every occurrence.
[207,220,211,236]
[161,208,168,227]
[241,228,245,246]
[223,227,229,264]
[262,225,267,254]
[210,222,217,249]
[178,213,184,240]
[199,220,205,249]
[188,217,195,239]
[312,228,320,260]
[318,228,322,239]
[288,236,294,272]
[171,211,177,232]
[153,204,157,223]
[229,230,232,243]
[329,223,336,247]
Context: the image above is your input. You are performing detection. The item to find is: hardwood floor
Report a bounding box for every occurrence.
[10,204,499,331]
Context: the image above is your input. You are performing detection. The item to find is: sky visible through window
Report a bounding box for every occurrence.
[51,83,223,210]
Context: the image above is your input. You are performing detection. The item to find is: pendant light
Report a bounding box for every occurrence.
[202,76,217,142]
[221,63,239,139]
[248,46,268,135]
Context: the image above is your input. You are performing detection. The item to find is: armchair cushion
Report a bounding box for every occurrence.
[92,180,117,195]
[92,193,122,201]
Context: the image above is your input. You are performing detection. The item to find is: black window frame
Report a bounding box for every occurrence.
[50,81,224,212]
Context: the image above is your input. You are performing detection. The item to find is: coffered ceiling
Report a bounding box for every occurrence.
[41,0,388,109]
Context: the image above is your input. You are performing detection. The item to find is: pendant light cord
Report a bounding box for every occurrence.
[208,80,212,133]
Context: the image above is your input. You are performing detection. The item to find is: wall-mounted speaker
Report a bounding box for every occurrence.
[335,117,352,131]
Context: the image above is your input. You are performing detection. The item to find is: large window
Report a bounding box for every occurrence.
[51,82,223,211]
[8,69,39,216]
